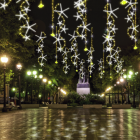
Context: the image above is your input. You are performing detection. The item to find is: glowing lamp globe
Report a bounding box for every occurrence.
[38,0,44,8]
[50,33,55,37]
[39,75,43,79]
[1,55,8,63]
[27,71,31,75]
[43,78,47,83]
[55,61,58,64]
[134,45,138,50]
[84,47,88,51]
[120,0,128,5]
[17,63,22,70]
[120,78,124,82]
[129,71,133,75]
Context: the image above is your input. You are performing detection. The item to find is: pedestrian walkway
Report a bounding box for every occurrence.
[0,108,140,140]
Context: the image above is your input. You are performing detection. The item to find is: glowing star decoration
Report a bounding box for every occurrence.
[78,21,91,34]
[73,12,82,21]
[24,35,30,41]
[123,0,138,50]
[54,3,69,19]
[35,32,46,43]
[129,23,139,36]
[16,0,36,41]
[0,0,8,10]
[39,53,47,66]
[125,0,138,9]
[60,25,68,34]
[53,34,64,46]
[20,20,36,34]
[15,11,26,20]
[35,32,47,67]
[16,0,22,3]
[23,6,31,13]
[68,31,78,41]
[53,3,69,73]
[103,3,119,19]
[102,1,122,78]
[98,59,104,79]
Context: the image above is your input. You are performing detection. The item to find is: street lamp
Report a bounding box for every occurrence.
[17,63,22,109]
[1,55,8,112]
[43,78,47,102]
[27,70,37,104]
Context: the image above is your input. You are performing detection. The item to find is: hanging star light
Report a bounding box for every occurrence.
[123,0,138,50]
[15,11,26,20]
[35,32,47,67]
[54,3,69,19]
[53,3,70,73]
[16,0,36,41]
[0,0,12,10]
[20,20,36,34]
[102,2,120,78]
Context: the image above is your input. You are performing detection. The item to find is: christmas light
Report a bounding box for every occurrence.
[35,32,47,67]
[38,0,44,8]
[16,0,36,41]
[120,0,128,5]
[54,3,69,19]
[123,0,138,50]
[0,0,12,10]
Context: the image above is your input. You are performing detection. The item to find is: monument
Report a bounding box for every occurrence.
[76,67,90,95]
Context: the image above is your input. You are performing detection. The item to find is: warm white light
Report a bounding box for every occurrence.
[27,71,31,75]
[117,81,120,84]
[17,63,22,70]
[1,56,8,63]
[33,71,37,75]
[43,78,47,83]
[39,75,43,79]
[120,77,124,82]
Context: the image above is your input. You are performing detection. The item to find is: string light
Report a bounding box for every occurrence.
[53,3,69,74]
[87,27,95,77]
[102,2,121,78]
[16,0,36,41]
[51,0,55,37]
[35,32,47,67]
[123,0,138,50]
[0,0,12,10]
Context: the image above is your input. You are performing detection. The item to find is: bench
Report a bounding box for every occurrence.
[21,104,39,109]
[112,104,131,109]
[48,104,67,109]
[83,104,102,109]
[10,102,20,109]
[6,105,13,111]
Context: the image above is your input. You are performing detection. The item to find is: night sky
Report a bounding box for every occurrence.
[30,0,140,65]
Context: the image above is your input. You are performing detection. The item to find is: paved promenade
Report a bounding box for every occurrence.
[0,107,140,140]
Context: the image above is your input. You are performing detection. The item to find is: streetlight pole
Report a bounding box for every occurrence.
[1,55,8,112]
[43,78,47,103]
[17,63,22,109]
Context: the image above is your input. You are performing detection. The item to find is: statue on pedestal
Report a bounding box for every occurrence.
[78,67,89,84]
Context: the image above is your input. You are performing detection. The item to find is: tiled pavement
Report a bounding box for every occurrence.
[0,107,140,140]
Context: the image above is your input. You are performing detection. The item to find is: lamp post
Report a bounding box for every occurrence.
[120,77,124,104]
[48,80,52,103]
[27,70,37,104]
[17,63,22,109]
[37,75,43,103]
[1,55,8,112]
[117,81,120,104]
[43,78,47,102]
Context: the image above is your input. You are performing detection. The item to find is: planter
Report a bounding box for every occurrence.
[21,104,39,109]
[112,104,131,109]
[83,104,102,109]
[48,104,67,109]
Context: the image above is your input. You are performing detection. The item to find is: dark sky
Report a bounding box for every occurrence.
[30,0,140,65]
